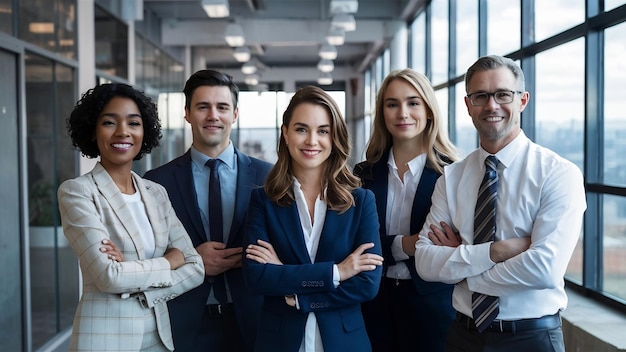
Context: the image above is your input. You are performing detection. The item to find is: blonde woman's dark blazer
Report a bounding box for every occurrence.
[58,162,204,351]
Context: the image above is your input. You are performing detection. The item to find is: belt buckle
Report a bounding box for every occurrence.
[217,304,223,315]
[499,319,504,332]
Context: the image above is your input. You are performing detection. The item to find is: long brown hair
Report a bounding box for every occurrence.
[265,86,360,213]
[365,69,459,173]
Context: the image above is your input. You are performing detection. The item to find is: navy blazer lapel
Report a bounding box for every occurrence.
[316,209,341,263]
[369,159,390,237]
[229,149,256,245]
[275,202,310,263]
[410,165,439,233]
[175,151,208,242]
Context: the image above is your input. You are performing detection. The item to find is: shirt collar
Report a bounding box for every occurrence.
[190,141,236,170]
[387,147,427,174]
[477,130,528,170]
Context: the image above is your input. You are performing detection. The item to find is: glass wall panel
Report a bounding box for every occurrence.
[431,0,449,85]
[26,52,78,350]
[535,0,584,42]
[534,38,584,171]
[604,23,626,188]
[0,0,13,35]
[605,0,626,11]
[95,5,128,79]
[237,91,284,163]
[603,194,626,301]
[456,0,478,77]
[454,83,477,156]
[435,88,448,133]
[533,39,586,283]
[410,12,426,75]
[18,0,75,58]
[486,0,520,55]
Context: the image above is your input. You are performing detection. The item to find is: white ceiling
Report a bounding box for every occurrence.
[143,0,426,73]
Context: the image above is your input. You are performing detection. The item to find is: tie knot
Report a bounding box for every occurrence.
[206,158,220,170]
[485,155,499,173]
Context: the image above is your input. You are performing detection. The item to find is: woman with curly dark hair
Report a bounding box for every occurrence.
[57,83,204,351]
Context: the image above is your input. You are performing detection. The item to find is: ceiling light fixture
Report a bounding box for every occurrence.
[225,23,245,47]
[318,45,338,60]
[242,60,257,74]
[329,0,359,14]
[317,59,335,73]
[245,74,260,86]
[317,72,333,85]
[331,14,356,31]
[326,27,345,46]
[202,0,230,18]
[233,46,251,62]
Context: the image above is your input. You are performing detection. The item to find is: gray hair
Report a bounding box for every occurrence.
[465,55,525,92]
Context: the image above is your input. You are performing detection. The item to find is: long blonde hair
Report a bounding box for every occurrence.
[365,69,459,173]
[265,86,360,213]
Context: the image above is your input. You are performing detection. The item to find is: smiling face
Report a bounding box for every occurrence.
[383,78,429,146]
[465,67,529,153]
[281,102,332,178]
[185,85,238,157]
[95,96,144,170]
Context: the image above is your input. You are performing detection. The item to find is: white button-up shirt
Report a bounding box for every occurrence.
[415,131,586,320]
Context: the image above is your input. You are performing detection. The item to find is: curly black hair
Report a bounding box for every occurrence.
[67,83,162,160]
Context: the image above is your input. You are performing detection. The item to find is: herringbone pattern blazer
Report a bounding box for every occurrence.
[58,162,204,351]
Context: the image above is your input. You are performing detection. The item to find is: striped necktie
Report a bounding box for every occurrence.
[472,155,500,332]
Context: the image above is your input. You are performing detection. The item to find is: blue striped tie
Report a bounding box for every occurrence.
[472,155,500,332]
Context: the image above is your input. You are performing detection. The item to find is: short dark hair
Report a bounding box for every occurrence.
[66,83,161,160]
[183,69,239,109]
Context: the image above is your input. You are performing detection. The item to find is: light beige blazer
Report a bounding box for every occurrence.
[58,163,204,351]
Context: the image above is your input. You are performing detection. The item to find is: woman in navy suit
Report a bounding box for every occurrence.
[353,69,459,352]
[242,86,384,352]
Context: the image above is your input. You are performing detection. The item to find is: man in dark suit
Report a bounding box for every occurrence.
[145,69,273,352]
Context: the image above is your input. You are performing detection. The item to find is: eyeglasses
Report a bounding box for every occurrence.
[466,90,523,106]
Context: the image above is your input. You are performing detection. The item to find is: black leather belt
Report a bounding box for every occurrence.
[456,312,561,333]
[206,303,234,317]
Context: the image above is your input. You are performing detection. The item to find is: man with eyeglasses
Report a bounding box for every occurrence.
[415,55,586,352]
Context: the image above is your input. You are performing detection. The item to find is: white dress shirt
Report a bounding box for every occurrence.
[121,190,156,259]
[386,150,426,280]
[292,178,338,352]
[415,131,586,321]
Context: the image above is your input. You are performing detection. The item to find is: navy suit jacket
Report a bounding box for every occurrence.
[144,149,272,351]
[354,152,455,351]
[242,187,382,352]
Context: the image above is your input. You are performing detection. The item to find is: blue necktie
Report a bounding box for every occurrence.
[472,155,500,332]
[206,159,227,304]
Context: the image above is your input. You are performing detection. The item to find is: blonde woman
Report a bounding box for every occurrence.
[354,69,459,352]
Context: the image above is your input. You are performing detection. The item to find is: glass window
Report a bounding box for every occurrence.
[535,0,585,42]
[456,0,478,77]
[18,0,75,58]
[0,0,13,35]
[604,23,626,188]
[435,88,448,133]
[605,0,626,11]
[26,52,78,350]
[431,0,449,85]
[237,91,286,163]
[454,83,477,157]
[534,39,585,282]
[534,38,584,172]
[603,194,626,301]
[95,5,128,79]
[486,0,520,55]
[410,12,426,75]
